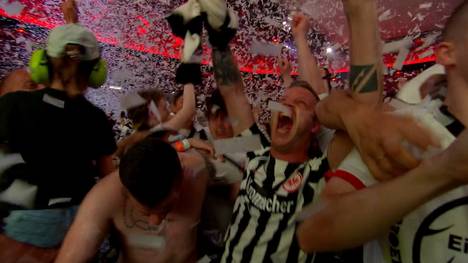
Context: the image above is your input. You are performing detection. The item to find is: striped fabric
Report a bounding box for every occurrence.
[221,124,329,263]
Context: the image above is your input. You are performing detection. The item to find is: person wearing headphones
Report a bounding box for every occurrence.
[0,1,116,261]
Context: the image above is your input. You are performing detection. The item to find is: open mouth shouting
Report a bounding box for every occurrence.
[277,112,294,134]
[274,104,297,136]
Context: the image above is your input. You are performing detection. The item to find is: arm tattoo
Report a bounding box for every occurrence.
[212,48,243,88]
[350,64,379,93]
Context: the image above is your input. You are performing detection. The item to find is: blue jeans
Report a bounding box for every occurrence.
[3,206,78,248]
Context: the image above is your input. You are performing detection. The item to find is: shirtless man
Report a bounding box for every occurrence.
[55,132,209,263]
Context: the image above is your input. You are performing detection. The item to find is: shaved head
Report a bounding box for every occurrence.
[440,0,468,126]
[443,0,468,43]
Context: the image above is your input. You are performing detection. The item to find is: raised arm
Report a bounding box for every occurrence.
[307,0,382,142]
[212,47,255,135]
[296,0,446,253]
[317,0,406,177]
[55,174,117,263]
[315,0,383,128]
[164,84,196,131]
[292,13,328,96]
[61,0,79,24]
[297,129,468,251]
[345,0,383,104]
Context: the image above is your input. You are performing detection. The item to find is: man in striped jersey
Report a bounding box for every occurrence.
[202,0,438,260]
[213,48,330,263]
[199,0,432,260]
[199,5,328,262]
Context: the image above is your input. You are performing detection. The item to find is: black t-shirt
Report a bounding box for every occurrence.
[0,88,116,208]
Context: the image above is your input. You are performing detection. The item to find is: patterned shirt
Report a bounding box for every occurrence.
[221,124,329,263]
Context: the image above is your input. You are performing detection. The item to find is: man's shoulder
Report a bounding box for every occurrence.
[75,99,114,137]
[0,89,42,106]
[77,98,108,119]
[91,172,125,205]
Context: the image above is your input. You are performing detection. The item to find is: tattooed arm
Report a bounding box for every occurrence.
[212,48,255,135]
[314,0,383,130]
[345,0,383,104]
[317,0,432,177]
[316,0,384,165]
[317,0,383,156]
[297,0,441,251]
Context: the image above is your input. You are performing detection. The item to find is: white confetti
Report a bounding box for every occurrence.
[378,9,393,22]
[250,40,282,57]
[263,17,282,28]
[418,49,434,59]
[415,33,440,51]
[268,101,292,117]
[393,47,410,71]
[383,37,413,54]
[213,135,263,155]
[419,2,433,9]
[0,0,455,129]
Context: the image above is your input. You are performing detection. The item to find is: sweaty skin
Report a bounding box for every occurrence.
[56,150,208,263]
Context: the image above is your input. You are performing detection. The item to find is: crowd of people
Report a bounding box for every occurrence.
[1,0,468,263]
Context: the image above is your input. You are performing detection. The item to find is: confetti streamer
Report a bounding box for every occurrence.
[396,64,445,104]
[0,0,456,128]
[213,135,263,155]
[268,101,292,117]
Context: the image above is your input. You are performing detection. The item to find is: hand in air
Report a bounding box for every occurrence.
[62,0,78,24]
[291,13,310,39]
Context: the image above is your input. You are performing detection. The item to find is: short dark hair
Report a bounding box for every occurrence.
[443,0,468,43]
[119,136,182,208]
[127,89,165,131]
[288,80,320,102]
[205,89,227,119]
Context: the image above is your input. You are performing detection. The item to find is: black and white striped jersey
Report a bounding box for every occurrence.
[221,124,329,263]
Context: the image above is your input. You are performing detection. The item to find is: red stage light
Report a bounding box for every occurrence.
[0,10,437,75]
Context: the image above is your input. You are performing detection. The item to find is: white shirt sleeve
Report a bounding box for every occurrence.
[336,148,378,187]
[317,127,335,154]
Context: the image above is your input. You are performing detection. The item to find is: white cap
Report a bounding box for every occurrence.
[46,24,100,61]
